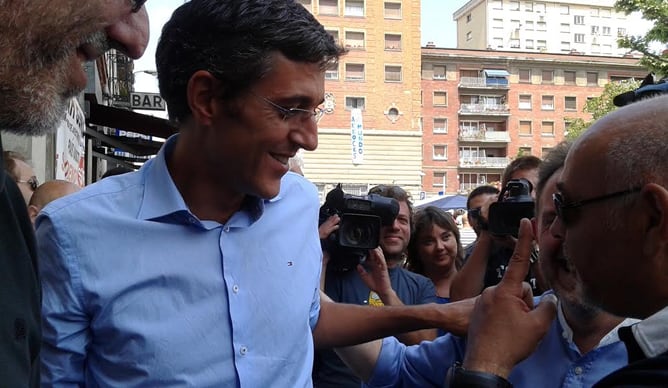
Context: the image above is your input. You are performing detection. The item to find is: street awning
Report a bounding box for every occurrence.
[483,69,510,78]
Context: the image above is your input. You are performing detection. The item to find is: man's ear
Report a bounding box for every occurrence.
[641,183,668,257]
[28,205,40,224]
[186,70,222,127]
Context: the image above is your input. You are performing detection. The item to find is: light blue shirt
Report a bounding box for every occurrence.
[37,135,323,387]
[366,300,637,388]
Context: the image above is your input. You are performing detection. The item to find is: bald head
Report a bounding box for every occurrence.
[28,180,80,225]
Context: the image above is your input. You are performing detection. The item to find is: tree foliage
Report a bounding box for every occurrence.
[565,79,640,140]
[615,0,668,77]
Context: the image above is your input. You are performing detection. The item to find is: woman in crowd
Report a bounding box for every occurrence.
[405,206,464,304]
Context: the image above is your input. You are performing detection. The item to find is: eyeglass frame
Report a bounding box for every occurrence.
[552,186,642,225]
[252,93,325,123]
[16,176,39,191]
[130,0,147,13]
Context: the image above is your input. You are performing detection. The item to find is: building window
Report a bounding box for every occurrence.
[574,33,585,43]
[344,30,365,49]
[535,2,546,12]
[384,33,401,50]
[564,71,576,84]
[602,26,611,36]
[325,64,339,80]
[433,65,446,80]
[493,37,503,48]
[384,65,402,82]
[519,146,532,155]
[319,0,338,15]
[560,23,570,33]
[344,0,364,16]
[345,63,365,81]
[564,96,577,111]
[541,121,555,135]
[591,25,600,34]
[510,1,520,11]
[433,171,447,188]
[602,44,612,54]
[345,96,365,110]
[519,120,532,135]
[466,31,473,41]
[587,72,598,86]
[561,41,571,52]
[297,0,312,11]
[326,29,339,44]
[617,28,626,36]
[433,145,448,160]
[574,15,585,25]
[491,0,502,10]
[519,69,531,83]
[591,44,601,54]
[537,21,547,31]
[601,9,611,18]
[492,18,504,29]
[433,91,447,106]
[560,5,569,14]
[525,20,534,31]
[541,95,555,110]
[542,147,553,157]
[510,39,520,48]
[433,118,448,134]
[537,40,547,50]
[466,13,472,23]
[384,2,401,19]
[519,94,532,110]
[542,70,554,84]
[524,2,533,11]
[526,39,534,49]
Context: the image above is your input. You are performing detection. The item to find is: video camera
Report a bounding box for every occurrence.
[319,184,399,271]
[613,73,668,107]
[487,178,534,237]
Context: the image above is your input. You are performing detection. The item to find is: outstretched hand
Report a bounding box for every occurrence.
[462,219,558,378]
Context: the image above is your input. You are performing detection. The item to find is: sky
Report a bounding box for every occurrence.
[133,0,469,96]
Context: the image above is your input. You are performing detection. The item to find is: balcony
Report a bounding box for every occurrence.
[459,156,510,169]
[459,104,510,115]
[459,77,510,89]
[459,128,511,142]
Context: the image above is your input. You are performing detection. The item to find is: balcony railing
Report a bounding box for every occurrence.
[459,156,510,168]
[459,103,510,115]
[459,128,510,142]
[459,77,510,88]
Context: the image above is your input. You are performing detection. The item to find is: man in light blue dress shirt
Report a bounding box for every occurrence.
[36,1,475,386]
[335,142,636,387]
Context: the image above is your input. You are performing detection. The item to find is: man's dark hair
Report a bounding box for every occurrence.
[406,206,464,274]
[466,185,500,210]
[535,141,572,209]
[501,155,542,187]
[156,0,346,124]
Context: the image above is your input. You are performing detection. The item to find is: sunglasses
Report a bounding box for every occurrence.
[16,176,39,191]
[467,207,482,219]
[552,186,641,225]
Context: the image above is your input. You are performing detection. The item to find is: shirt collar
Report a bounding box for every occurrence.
[136,134,277,225]
[631,305,668,358]
[557,300,639,352]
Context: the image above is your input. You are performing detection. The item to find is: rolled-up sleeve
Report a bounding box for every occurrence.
[36,213,90,386]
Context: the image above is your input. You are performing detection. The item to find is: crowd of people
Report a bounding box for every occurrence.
[1,0,667,387]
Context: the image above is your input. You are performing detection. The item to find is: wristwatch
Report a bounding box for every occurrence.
[444,362,513,388]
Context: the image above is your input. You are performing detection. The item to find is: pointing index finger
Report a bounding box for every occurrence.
[499,218,534,288]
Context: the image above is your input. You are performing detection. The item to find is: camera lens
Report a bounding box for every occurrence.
[344,224,372,246]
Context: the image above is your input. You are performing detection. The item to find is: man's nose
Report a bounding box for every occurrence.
[292,119,318,152]
[105,6,150,59]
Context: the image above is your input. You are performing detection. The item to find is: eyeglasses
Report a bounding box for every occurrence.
[467,207,482,220]
[130,0,147,13]
[553,186,641,225]
[253,93,324,123]
[16,176,39,191]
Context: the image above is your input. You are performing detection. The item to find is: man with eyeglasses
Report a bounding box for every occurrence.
[450,94,668,386]
[36,1,474,386]
[3,151,38,205]
[0,1,148,386]
[315,184,438,388]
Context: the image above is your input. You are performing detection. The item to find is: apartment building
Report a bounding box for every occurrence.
[421,47,645,196]
[454,0,648,56]
[296,0,424,200]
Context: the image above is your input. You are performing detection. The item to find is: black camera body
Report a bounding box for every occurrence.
[613,73,668,107]
[319,184,399,271]
[488,178,534,237]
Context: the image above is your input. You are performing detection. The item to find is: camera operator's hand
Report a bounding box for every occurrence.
[319,214,340,240]
[462,219,557,378]
[356,247,395,301]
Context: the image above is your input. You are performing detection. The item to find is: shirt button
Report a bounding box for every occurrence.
[574,366,583,375]
[240,346,248,356]
[233,285,239,293]
[188,217,197,224]
[562,331,568,339]
[224,226,230,232]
